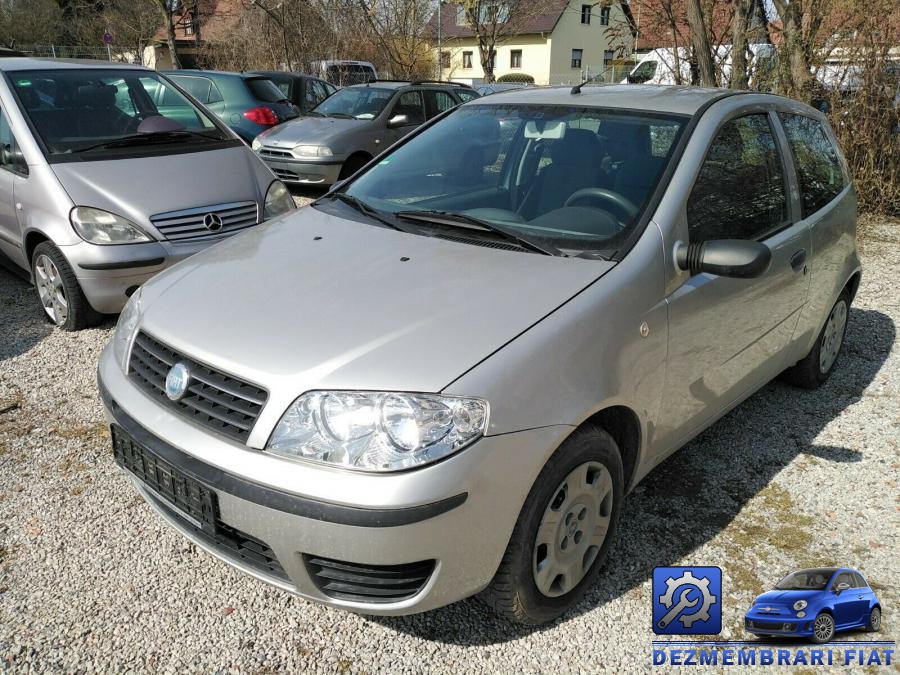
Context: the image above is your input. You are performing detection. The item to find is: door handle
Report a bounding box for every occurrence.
[790,249,807,272]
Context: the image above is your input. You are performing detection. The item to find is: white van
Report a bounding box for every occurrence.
[310,60,378,87]
[623,44,775,87]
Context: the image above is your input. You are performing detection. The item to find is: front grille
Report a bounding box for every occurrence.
[747,620,795,631]
[271,168,300,182]
[150,201,258,242]
[146,490,288,582]
[128,331,268,442]
[260,148,294,159]
[305,555,435,604]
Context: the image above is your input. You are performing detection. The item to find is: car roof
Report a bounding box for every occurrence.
[164,69,268,80]
[0,57,151,72]
[473,84,745,116]
[249,71,320,80]
[346,81,468,92]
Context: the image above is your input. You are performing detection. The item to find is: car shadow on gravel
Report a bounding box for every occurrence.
[373,307,895,645]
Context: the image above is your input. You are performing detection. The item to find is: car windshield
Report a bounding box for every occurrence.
[342,104,686,256]
[773,569,836,590]
[8,68,229,159]
[313,86,393,119]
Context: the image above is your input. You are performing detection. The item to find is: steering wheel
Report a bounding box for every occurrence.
[564,188,639,222]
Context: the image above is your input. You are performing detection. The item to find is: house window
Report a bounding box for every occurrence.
[510,49,522,69]
[600,6,610,25]
[571,49,583,69]
[185,22,194,35]
[604,49,615,63]
[462,51,473,69]
[581,4,591,24]
[441,51,450,69]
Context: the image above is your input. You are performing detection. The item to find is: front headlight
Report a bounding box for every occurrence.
[293,144,333,158]
[263,180,295,219]
[112,288,142,371]
[70,207,153,245]
[267,391,488,472]
[793,600,808,611]
[251,137,262,151]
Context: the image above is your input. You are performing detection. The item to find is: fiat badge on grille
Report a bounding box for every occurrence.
[165,362,191,401]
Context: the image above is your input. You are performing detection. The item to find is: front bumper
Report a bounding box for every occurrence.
[97,343,571,615]
[745,614,812,636]
[62,234,255,314]
[256,152,344,186]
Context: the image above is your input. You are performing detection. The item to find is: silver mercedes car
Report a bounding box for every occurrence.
[0,58,294,330]
[98,85,859,624]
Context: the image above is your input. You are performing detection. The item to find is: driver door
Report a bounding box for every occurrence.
[0,105,27,266]
[383,90,425,147]
[656,111,810,446]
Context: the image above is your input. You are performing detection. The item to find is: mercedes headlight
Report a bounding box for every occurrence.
[263,180,295,219]
[293,144,333,158]
[70,207,153,245]
[793,600,808,611]
[267,391,488,472]
[112,288,142,371]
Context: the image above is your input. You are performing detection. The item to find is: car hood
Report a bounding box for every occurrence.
[754,590,823,605]
[256,116,365,146]
[51,146,266,231]
[138,205,612,395]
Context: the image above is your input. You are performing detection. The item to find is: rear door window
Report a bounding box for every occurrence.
[429,90,457,118]
[171,75,212,103]
[687,113,788,243]
[778,113,846,218]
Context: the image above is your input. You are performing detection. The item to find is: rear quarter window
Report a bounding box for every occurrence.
[245,78,285,103]
[779,113,847,218]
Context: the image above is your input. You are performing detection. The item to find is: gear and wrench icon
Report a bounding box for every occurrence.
[658,570,718,628]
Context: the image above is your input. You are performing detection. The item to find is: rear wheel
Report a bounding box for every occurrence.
[31,242,100,331]
[482,426,624,624]
[867,607,881,632]
[782,289,851,389]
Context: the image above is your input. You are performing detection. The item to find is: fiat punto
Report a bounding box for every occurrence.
[98,85,859,624]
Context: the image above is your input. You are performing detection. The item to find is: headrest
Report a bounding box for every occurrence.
[549,128,600,166]
[77,84,117,108]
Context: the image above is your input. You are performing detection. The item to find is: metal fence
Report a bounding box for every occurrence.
[12,44,140,64]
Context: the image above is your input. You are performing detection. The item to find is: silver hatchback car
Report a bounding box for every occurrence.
[0,58,294,330]
[98,85,859,624]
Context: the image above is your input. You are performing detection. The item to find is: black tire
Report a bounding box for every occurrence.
[481,425,624,625]
[338,154,371,181]
[31,242,101,331]
[866,607,881,632]
[810,612,836,644]
[781,288,851,389]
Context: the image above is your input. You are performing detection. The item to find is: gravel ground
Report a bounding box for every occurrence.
[0,217,897,673]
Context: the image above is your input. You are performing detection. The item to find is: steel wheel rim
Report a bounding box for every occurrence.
[34,254,68,325]
[819,300,847,374]
[871,608,881,629]
[532,461,613,598]
[814,614,834,641]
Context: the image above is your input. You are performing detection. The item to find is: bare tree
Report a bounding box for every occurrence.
[686,0,715,85]
[152,0,182,68]
[460,0,543,83]
[353,0,435,79]
[102,0,163,64]
[770,0,832,97]
[0,0,62,47]
[729,0,751,88]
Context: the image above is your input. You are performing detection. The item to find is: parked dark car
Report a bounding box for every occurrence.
[161,70,298,142]
[249,71,337,114]
[251,80,479,185]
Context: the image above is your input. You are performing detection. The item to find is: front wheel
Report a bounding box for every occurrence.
[867,607,881,632]
[31,242,100,331]
[810,612,836,644]
[481,426,624,624]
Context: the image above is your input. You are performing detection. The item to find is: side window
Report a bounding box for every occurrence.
[304,81,319,109]
[832,572,853,589]
[391,91,425,125]
[687,113,787,243]
[852,572,868,588]
[173,76,212,103]
[779,113,846,218]
[207,81,224,104]
[311,81,330,105]
[110,79,137,116]
[0,108,27,175]
[432,90,457,116]
[456,88,479,102]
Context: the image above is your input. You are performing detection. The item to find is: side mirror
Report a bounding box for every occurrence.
[835,582,850,594]
[0,143,26,172]
[387,114,410,128]
[675,239,772,279]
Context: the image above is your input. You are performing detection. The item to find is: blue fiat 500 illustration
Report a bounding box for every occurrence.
[745,568,882,643]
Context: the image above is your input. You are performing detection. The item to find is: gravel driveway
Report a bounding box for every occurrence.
[0,218,897,673]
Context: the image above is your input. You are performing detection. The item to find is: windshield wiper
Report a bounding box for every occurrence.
[395,209,561,256]
[329,193,407,231]
[73,130,222,153]
[325,112,354,119]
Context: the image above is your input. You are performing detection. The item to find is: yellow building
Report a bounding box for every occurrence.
[429,1,636,85]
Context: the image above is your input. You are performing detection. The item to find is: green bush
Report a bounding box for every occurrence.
[497,72,534,84]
